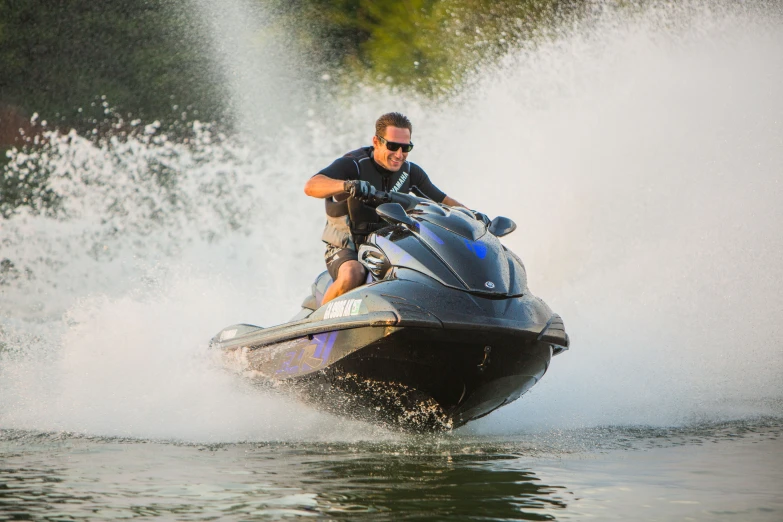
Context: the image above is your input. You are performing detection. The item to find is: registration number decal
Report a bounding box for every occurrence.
[323,298,363,319]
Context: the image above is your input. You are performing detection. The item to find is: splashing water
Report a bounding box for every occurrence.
[461,1,783,432]
[1,1,782,441]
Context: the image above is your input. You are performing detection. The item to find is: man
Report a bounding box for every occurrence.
[304,112,464,304]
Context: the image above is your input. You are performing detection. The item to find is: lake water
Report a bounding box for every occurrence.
[2,419,781,520]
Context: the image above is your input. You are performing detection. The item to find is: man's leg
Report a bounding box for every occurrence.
[322,260,366,304]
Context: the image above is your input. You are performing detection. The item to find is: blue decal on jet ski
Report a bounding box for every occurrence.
[318,331,337,361]
[276,331,338,375]
[419,223,445,245]
[463,239,487,259]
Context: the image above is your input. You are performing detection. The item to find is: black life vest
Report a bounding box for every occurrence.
[322,147,412,248]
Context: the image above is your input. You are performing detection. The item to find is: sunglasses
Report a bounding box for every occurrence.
[376,135,414,153]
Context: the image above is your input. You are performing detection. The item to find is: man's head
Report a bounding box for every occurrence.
[372,112,413,172]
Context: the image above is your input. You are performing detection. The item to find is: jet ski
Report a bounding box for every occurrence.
[211,188,569,431]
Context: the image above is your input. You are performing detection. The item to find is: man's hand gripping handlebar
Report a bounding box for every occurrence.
[343,180,374,201]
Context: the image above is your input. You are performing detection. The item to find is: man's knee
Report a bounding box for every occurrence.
[337,260,366,287]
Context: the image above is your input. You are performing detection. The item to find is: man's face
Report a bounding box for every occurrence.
[372,126,411,172]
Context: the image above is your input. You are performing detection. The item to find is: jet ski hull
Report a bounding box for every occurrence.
[302,326,553,429]
[213,281,567,430]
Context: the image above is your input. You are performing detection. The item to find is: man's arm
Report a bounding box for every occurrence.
[304,174,346,199]
[442,195,465,207]
[306,157,359,199]
[410,164,466,207]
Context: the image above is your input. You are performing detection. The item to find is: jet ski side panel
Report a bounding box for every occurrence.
[213,275,567,382]
[222,326,399,380]
[301,327,553,429]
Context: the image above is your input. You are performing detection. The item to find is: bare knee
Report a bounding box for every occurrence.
[336,261,366,289]
[323,261,365,304]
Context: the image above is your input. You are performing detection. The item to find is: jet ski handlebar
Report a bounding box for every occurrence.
[353,185,496,220]
[350,187,502,231]
[348,184,424,211]
[347,184,514,235]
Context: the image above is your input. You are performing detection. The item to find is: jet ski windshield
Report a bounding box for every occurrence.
[409,203,487,241]
[372,191,487,240]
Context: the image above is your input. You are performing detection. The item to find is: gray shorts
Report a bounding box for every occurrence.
[324,245,359,280]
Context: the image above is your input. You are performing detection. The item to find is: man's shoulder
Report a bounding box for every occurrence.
[408,161,428,177]
[330,156,358,167]
[343,146,373,161]
[319,150,369,180]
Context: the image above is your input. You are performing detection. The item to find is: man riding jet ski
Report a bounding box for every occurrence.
[304,112,465,304]
[210,114,569,431]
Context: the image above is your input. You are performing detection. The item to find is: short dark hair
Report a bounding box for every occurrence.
[376,112,412,138]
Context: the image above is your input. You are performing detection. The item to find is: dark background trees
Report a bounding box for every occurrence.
[0,0,225,140]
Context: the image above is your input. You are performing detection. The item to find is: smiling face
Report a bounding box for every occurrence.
[372,126,411,172]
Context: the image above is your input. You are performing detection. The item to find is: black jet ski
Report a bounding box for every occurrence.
[211,189,569,431]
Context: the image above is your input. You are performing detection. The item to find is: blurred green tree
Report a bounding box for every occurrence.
[277,0,571,97]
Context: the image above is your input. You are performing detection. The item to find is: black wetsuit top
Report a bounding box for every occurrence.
[315,147,448,251]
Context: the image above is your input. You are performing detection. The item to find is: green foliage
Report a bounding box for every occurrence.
[356,0,458,94]
[278,0,572,97]
[0,0,226,132]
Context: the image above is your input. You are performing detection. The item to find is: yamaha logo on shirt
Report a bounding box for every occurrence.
[391,171,409,192]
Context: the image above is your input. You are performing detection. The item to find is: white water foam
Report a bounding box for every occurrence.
[0,269,398,442]
[1,1,782,440]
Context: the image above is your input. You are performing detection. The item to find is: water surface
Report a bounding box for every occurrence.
[2,419,781,520]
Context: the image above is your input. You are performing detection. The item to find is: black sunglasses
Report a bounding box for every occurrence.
[376,135,414,153]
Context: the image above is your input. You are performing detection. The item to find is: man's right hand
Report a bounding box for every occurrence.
[344,180,373,200]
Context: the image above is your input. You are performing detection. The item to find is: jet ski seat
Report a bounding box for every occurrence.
[291,273,331,322]
[302,271,334,311]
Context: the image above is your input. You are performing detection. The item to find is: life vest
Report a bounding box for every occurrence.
[321,147,412,250]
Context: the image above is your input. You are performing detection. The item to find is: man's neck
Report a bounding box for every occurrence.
[369,148,395,177]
